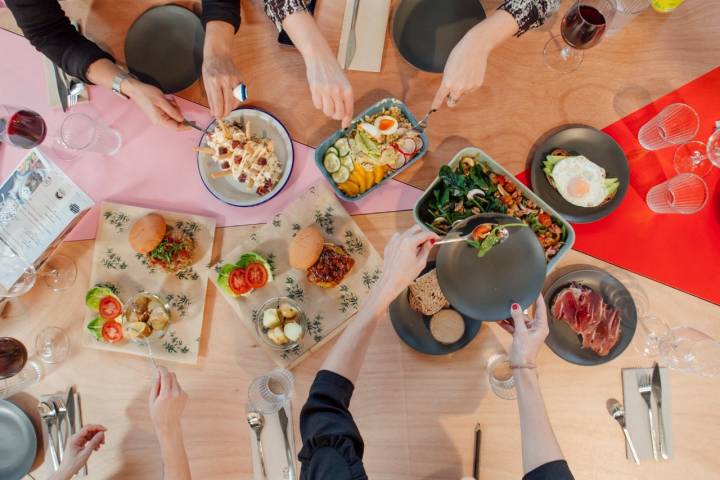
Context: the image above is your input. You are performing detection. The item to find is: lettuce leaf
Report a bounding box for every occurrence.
[605,178,619,197]
[355,130,381,159]
[216,252,274,298]
[236,252,274,281]
[86,316,106,341]
[217,264,238,298]
[85,287,118,311]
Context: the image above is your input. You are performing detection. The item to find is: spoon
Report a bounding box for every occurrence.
[607,398,640,464]
[247,411,268,479]
[38,402,61,470]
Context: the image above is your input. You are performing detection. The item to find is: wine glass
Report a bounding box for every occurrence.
[0,247,37,300]
[658,327,720,377]
[633,315,670,357]
[35,327,70,364]
[673,140,712,176]
[0,105,47,149]
[38,254,77,291]
[544,0,616,73]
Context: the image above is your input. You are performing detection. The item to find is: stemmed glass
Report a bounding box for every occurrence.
[674,126,720,176]
[0,105,47,149]
[544,0,616,73]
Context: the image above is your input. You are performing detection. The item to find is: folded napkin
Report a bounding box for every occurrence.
[337,0,391,72]
[45,58,89,109]
[250,403,297,480]
[621,367,673,461]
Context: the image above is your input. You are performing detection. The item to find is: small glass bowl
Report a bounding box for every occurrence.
[122,292,172,345]
[254,297,306,351]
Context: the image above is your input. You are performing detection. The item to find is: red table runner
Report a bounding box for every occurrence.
[522,67,720,306]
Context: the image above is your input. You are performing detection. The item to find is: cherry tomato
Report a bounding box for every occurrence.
[99,296,122,320]
[229,268,252,295]
[245,263,269,289]
[538,212,552,228]
[471,224,492,241]
[101,320,123,343]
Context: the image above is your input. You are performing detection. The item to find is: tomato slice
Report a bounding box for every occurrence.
[471,224,492,241]
[99,296,122,320]
[229,268,252,295]
[101,320,123,343]
[538,212,552,228]
[245,263,268,289]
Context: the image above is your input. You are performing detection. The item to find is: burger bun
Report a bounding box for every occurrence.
[129,214,166,254]
[289,225,324,270]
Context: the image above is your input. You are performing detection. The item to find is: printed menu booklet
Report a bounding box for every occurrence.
[0,148,93,289]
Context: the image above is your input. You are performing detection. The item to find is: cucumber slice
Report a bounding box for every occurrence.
[326,146,339,157]
[334,138,351,157]
[340,156,354,171]
[324,153,341,173]
[331,166,351,184]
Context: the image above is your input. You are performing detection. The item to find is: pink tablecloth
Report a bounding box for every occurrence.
[0,29,421,241]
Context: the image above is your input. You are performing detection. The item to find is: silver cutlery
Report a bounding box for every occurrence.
[606,398,640,464]
[637,371,658,461]
[67,80,85,107]
[247,411,268,479]
[652,363,669,460]
[472,423,482,479]
[278,407,295,480]
[183,119,206,132]
[53,398,69,461]
[411,108,437,131]
[74,390,88,476]
[38,402,61,471]
[344,0,360,69]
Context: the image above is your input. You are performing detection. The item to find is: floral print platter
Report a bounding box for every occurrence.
[209,182,384,369]
[82,202,216,364]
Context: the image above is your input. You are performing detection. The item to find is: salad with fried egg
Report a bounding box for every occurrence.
[543,149,619,208]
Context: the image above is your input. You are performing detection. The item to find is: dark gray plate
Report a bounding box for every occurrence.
[392,0,486,73]
[436,213,546,321]
[544,269,637,366]
[125,5,205,93]
[390,262,482,355]
[530,126,629,224]
[0,400,37,480]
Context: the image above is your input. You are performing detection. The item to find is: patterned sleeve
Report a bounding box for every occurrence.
[498,0,561,36]
[264,0,308,31]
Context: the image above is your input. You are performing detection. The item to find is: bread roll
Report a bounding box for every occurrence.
[430,309,465,345]
[289,225,324,270]
[129,214,166,254]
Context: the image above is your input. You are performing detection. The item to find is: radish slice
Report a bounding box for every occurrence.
[391,151,406,169]
[398,138,417,155]
[413,136,424,151]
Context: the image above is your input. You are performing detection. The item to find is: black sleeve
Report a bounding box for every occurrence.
[298,370,368,480]
[5,0,114,84]
[201,0,241,33]
[523,460,575,480]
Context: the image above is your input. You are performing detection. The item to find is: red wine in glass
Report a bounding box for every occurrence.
[0,108,47,149]
[0,337,28,379]
[561,4,607,50]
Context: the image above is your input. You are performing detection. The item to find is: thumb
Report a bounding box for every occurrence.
[156,96,184,123]
[510,303,526,334]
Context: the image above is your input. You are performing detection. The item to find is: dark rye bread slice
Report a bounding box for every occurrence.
[408,269,449,316]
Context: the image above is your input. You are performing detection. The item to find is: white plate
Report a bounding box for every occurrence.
[197,108,294,207]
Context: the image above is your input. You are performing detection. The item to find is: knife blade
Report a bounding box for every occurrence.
[344,0,360,69]
[278,407,295,480]
[472,423,481,479]
[652,363,669,460]
[65,386,76,436]
[51,63,68,112]
[74,391,88,476]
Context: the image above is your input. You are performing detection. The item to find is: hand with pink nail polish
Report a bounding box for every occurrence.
[504,295,550,368]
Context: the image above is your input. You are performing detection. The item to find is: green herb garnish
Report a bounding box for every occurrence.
[465,223,527,258]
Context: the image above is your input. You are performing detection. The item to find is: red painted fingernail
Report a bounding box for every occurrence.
[430,239,436,245]
[511,303,520,311]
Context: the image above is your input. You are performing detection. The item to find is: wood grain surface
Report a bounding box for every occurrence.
[1,1,719,479]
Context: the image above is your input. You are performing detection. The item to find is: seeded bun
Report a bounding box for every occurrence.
[429,309,465,345]
[289,225,325,270]
[129,214,166,254]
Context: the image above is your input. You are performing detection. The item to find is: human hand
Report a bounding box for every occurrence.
[498,295,549,367]
[124,79,187,130]
[305,50,354,128]
[370,225,438,308]
[149,366,188,438]
[431,26,490,111]
[52,424,106,480]
[202,21,242,119]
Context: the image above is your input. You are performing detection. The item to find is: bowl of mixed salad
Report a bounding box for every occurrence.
[414,147,576,271]
[315,97,429,201]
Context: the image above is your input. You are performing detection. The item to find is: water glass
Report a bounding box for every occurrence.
[0,359,42,400]
[487,354,516,400]
[248,368,294,414]
[56,113,122,156]
[606,0,650,36]
[658,327,720,377]
[638,103,699,150]
[707,128,720,168]
[645,173,708,214]
[35,327,70,364]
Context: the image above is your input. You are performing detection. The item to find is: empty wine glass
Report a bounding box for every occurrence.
[645,173,708,214]
[543,0,616,73]
[633,315,670,357]
[658,327,720,377]
[0,247,36,300]
[248,368,294,414]
[35,326,70,364]
[705,127,720,168]
[673,140,712,176]
[637,103,700,150]
[38,254,77,291]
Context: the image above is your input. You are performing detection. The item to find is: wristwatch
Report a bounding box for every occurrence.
[111,72,133,99]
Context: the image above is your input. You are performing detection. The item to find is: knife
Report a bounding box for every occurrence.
[344,0,360,69]
[75,391,88,476]
[472,423,481,479]
[51,63,69,112]
[278,407,295,480]
[65,386,76,437]
[652,363,669,460]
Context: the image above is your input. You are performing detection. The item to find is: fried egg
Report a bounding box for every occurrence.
[550,155,610,208]
[374,115,398,135]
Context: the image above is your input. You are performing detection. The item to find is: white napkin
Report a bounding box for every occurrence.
[250,403,298,480]
[337,0,391,72]
[621,367,673,461]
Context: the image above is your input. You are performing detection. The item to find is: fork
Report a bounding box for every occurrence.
[637,371,658,460]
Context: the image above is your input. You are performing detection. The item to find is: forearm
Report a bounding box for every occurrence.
[85,59,150,100]
[467,9,518,54]
[204,21,235,58]
[281,11,334,64]
[515,369,565,474]
[157,428,191,480]
[320,292,388,385]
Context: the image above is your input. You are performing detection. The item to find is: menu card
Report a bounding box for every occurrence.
[0,148,93,289]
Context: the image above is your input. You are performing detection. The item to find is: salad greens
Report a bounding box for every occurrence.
[217,252,274,298]
[86,316,106,341]
[465,223,527,258]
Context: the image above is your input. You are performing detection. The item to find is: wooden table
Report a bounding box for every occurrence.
[2,1,720,479]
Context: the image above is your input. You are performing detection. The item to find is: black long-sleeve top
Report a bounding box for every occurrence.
[4,0,308,84]
[299,370,575,480]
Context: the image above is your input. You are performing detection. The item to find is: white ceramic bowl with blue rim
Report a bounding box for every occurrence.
[197,107,294,207]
